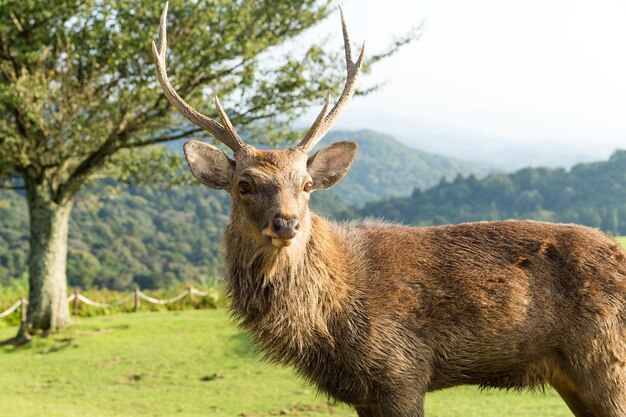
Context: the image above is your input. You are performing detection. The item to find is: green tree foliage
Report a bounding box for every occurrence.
[359,150,626,234]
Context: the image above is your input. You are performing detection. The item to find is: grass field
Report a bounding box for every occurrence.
[0,310,572,417]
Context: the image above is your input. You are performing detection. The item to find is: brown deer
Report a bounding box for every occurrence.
[152,4,626,416]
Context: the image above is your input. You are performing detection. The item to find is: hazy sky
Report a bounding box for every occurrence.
[300,0,626,154]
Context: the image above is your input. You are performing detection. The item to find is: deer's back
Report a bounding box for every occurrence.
[341,219,626,390]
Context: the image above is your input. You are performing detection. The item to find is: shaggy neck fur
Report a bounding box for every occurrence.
[224,213,354,364]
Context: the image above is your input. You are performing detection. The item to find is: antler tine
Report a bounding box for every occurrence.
[156,1,168,57]
[297,6,365,153]
[299,94,332,146]
[151,2,247,152]
[339,6,353,66]
[215,95,245,145]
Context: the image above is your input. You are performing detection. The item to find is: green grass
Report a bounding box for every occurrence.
[615,236,626,248]
[0,310,572,417]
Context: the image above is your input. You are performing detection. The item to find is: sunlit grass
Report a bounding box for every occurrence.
[0,310,572,417]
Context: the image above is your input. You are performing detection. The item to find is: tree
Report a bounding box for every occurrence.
[0,0,414,339]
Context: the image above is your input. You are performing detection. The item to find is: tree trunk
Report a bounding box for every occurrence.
[17,177,72,338]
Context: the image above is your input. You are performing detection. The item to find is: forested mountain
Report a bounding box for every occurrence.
[4,131,623,291]
[359,150,626,234]
[0,185,350,290]
[0,129,491,289]
[166,129,496,206]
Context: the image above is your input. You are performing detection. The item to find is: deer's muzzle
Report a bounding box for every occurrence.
[262,215,301,248]
[272,217,300,240]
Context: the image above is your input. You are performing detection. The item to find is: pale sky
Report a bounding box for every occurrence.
[297,0,626,164]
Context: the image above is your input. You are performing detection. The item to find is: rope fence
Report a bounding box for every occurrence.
[0,299,25,319]
[0,286,215,327]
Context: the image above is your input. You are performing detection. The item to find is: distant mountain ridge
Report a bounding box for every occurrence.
[2,144,625,291]
[359,150,626,235]
[334,110,618,169]
[166,129,496,206]
[324,130,495,205]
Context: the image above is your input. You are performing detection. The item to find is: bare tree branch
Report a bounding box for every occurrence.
[117,128,203,150]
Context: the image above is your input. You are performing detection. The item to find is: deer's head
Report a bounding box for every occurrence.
[152,3,364,249]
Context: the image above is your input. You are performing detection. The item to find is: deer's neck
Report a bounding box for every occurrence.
[224,213,354,359]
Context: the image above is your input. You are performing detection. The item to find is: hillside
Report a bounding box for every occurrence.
[319,130,495,205]
[165,129,495,206]
[360,150,626,234]
[2,146,624,290]
[0,132,379,289]
[0,129,493,290]
[0,184,349,290]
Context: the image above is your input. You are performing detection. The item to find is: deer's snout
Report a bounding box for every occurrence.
[272,216,300,240]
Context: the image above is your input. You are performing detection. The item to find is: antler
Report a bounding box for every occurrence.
[297,6,365,153]
[151,2,248,152]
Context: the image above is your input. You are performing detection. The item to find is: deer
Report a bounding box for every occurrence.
[151,3,626,417]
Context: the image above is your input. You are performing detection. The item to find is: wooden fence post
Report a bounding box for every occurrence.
[187,286,193,307]
[20,297,27,326]
[73,290,79,316]
[133,287,140,312]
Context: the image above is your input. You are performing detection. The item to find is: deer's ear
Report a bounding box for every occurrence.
[307,141,357,190]
[183,141,234,190]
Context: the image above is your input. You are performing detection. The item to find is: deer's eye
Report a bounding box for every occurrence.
[238,181,252,195]
[303,181,313,193]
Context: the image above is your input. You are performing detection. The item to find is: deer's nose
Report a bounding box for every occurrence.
[272,216,300,240]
